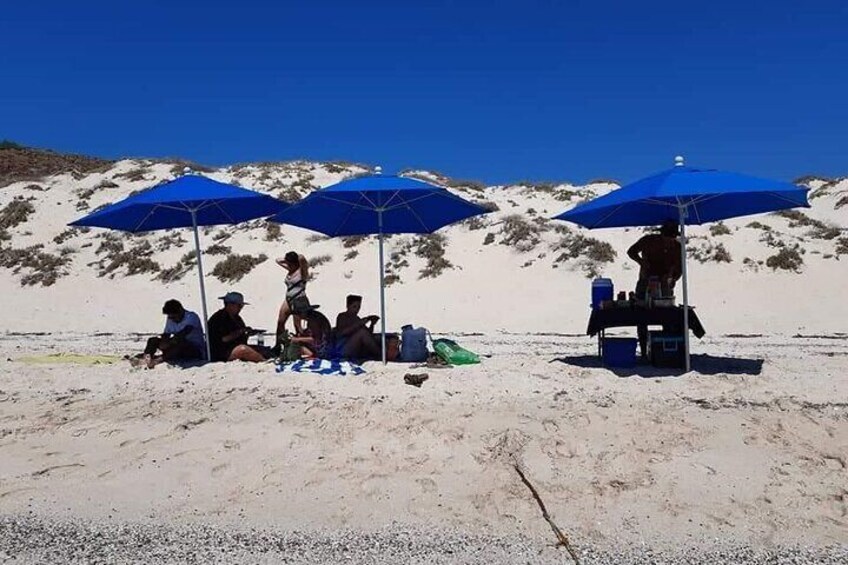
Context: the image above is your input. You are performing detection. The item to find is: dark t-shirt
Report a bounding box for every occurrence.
[208,308,247,362]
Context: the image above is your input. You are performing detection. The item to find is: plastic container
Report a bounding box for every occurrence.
[592,278,614,310]
[648,332,685,368]
[400,325,429,362]
[602,337,638,368]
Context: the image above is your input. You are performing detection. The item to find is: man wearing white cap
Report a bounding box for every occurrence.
[207,291,270,362]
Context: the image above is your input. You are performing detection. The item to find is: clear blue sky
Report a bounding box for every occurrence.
[2,0,847,184]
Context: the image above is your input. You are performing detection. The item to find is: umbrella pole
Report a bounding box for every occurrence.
[378,219,387,365]
[191,212,212,362]
[678,207,691,372]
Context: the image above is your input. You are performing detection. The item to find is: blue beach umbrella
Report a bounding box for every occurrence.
[270,171,490,363]
[71,173,289,361]
[554,157,810,371]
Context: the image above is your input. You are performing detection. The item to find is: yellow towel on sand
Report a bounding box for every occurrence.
[17,353,122,365]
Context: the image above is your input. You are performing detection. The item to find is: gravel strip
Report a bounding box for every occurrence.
[1,515,846,564]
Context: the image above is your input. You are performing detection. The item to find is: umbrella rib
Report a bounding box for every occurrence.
[590,202,631,229]
[405,201,431,233]
[132,205,165,232]
[314,194,380,212]
[383,189,483,213]
[331,194,363,237]
[382,190,404,210]
[692,199,703,224]
[767,191,809,207]
[208,200,237,224]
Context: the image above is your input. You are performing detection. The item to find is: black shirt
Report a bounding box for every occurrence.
[208,308,247,362]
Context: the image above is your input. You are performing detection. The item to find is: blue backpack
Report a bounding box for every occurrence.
[399,325,429,362]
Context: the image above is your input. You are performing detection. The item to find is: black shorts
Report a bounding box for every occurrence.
[287,295,311,316]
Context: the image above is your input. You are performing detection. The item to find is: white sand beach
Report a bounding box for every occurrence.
[1,332,847,563]
[1,153,847,562]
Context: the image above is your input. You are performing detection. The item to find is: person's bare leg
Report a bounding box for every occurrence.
[229,345,267,363]
[276,301,292,343]
[293,314,305,335]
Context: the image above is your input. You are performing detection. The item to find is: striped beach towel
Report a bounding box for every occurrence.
[275,358,366,376]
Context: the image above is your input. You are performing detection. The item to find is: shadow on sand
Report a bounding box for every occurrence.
[551,353,764,377]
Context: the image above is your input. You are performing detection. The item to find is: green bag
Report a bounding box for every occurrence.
[432,338,480,365]
[277,331,303,362]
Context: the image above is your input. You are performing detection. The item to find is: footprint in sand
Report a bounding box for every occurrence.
[416,477,438,493]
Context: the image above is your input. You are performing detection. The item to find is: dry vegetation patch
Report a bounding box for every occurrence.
[265,223,283,242]
[415,234,453,279]
[766,246,804,272]
[773,209,841,240]
[112,166,151,182]
[499,214,545,252]
[53,227,87,245]
[689,239,733,263]
[0,244,72,286]
[205,243,231,255]
[342,235,367,248]
[211,253,268,283]
[0,143,112,187]
[308,254,332,268]
[156,232,187,252]
[0,197,36,238]
[156,252,197,283]
[709,222,732,236]
[92,238,161,278]
[551,228,617,278]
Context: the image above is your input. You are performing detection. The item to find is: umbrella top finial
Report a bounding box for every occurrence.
[674,155,685,167]
[374,165,383,175]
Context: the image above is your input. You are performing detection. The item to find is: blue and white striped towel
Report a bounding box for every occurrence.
[275,359,366,376]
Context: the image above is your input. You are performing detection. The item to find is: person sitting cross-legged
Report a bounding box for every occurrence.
[135,299,206,368]
[208,292,271,362]
[334,294,381,361]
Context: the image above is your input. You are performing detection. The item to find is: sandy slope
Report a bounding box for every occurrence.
[0,159,845,337]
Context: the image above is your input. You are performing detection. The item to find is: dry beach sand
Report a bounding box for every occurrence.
[1,150,847,562]
[1,332,847,563]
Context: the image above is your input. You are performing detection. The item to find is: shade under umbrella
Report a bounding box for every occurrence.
[71,174,289,361]
[554,157,810,371]
[270,173,490,362]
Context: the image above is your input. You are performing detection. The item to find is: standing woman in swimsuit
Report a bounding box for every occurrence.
[276,251,310,338]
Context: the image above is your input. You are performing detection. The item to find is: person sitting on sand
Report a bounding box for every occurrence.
[208,292,270,362]
[334,294,381,360]
[275,251,311,339]
[134,299,205,368]
[284,308,335,359]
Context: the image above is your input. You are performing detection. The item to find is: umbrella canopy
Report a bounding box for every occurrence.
[554,158,810,372]
[555,161,809,228]
[71,174,287,232]
[270,174,489,236]
[71,174,289,361]
[270,173,490,362]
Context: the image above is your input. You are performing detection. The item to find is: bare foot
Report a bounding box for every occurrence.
[143,354,155,369]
